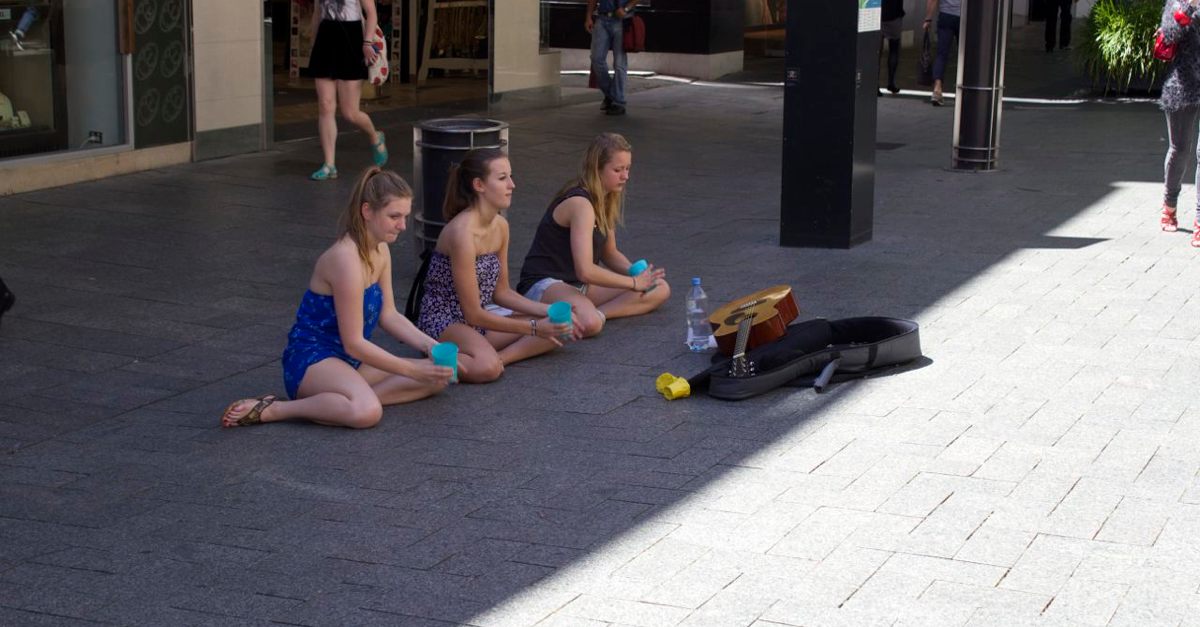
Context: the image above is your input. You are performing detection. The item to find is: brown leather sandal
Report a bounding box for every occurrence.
[221,394,277,428]
[1162,206,1179,232]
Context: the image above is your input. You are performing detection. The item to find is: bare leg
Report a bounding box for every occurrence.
[221,358,383,429]
[441,323,506,383]
[336,79,378,143]
[541,282,606,337]
[489,319,560,365]
[315,78,338,166]
[589,279,671,321]
[357,363,446,404]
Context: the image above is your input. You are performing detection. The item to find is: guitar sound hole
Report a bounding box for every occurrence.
[725,313,751,326]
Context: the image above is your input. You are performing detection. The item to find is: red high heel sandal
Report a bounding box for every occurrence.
[1162,206,1179,232]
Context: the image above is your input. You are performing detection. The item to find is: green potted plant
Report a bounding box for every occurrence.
[1077,0,1167,95]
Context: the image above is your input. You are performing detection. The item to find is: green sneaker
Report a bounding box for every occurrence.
[371,131,388,167]
[310,164,338,181]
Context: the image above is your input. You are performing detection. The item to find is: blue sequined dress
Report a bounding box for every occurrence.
[281,283,382,399]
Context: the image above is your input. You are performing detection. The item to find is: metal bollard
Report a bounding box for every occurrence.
[953,0,1010,171]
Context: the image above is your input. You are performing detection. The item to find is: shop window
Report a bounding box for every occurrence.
[0,1,127,161]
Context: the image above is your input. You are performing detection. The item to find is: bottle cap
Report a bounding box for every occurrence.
[691,277,701,286]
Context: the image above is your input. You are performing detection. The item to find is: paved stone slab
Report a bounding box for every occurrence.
[1,58,1196,626]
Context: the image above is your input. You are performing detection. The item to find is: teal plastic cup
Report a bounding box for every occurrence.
[430,342,459,382]
[628,258,656,292]
[547,300,573,338]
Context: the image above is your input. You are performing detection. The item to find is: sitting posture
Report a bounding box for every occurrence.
[416,148,578,383]
[221,168,454,429]
[517,132,670,336]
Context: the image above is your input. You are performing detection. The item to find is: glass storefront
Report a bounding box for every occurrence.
[0,1,126,161]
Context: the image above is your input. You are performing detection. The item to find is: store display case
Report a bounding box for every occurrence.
[0,1,67,159]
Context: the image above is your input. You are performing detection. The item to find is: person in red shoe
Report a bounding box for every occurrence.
[1159,0,1200,247]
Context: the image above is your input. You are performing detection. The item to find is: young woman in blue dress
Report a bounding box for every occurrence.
[221,168,455,428]
[416,148,579,383]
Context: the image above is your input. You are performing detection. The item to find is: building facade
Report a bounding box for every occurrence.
[0,0,747,195]
[0,0,264,194]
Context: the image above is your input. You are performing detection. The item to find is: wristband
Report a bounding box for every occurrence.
[529,318,538,336]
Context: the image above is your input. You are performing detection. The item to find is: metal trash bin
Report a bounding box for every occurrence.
[412,118,509,253]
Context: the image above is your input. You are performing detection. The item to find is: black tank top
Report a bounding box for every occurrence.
[517,187,607,294]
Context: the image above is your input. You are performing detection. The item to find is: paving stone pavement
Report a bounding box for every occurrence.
[1,80,1198,626]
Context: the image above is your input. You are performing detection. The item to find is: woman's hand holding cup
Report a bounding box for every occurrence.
[546,301,576,342]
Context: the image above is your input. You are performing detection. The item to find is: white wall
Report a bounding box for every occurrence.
[192,0,264,132]
[492,0,560,94]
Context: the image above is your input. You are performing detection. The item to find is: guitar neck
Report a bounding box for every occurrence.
[732,317,752,360]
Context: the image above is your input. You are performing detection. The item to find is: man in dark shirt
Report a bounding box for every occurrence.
[586,0,638,116]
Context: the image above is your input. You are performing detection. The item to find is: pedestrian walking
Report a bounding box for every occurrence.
[220,168,454,429]
[517,133,669,338]
[880,0,904,94]
[415,148,580,383]
[307,0,388,181]
[1158,0,1200,247]
[587,0,638,116]
[922,0,961,106]
[1045,0,1076,52]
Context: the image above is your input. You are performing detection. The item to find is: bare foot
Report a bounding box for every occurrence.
[220,395,277,428]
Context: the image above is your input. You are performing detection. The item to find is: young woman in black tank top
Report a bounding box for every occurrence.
[517,133,670,337]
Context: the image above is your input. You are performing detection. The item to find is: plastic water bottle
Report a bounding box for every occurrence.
[685,277,711,352]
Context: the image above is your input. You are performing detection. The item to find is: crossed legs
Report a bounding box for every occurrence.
[440,322,561,384]
[538,280,671,339]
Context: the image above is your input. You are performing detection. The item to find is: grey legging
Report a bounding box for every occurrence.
[1164,104,1200,210]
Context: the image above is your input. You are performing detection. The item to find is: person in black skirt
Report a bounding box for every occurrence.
[307,0,389,181]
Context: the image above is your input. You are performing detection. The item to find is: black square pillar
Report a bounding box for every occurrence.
[780,0,877,248]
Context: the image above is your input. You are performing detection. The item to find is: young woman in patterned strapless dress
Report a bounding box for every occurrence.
[220,168,455,429]
[417,148,580,383]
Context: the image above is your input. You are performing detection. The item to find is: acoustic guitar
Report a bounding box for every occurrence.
[708,285,799,357]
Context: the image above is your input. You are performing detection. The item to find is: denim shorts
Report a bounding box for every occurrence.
[522,277,587,302]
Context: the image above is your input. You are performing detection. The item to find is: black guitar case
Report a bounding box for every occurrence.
[688,317,924,401]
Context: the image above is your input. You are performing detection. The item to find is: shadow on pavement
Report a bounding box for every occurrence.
[0,77,1175,624]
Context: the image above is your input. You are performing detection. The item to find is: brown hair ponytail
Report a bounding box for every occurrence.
[442,147,508,221]
[340,167,413,273]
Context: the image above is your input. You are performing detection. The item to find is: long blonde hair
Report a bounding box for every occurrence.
[558,132,631,236]
[339,167,413,273]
